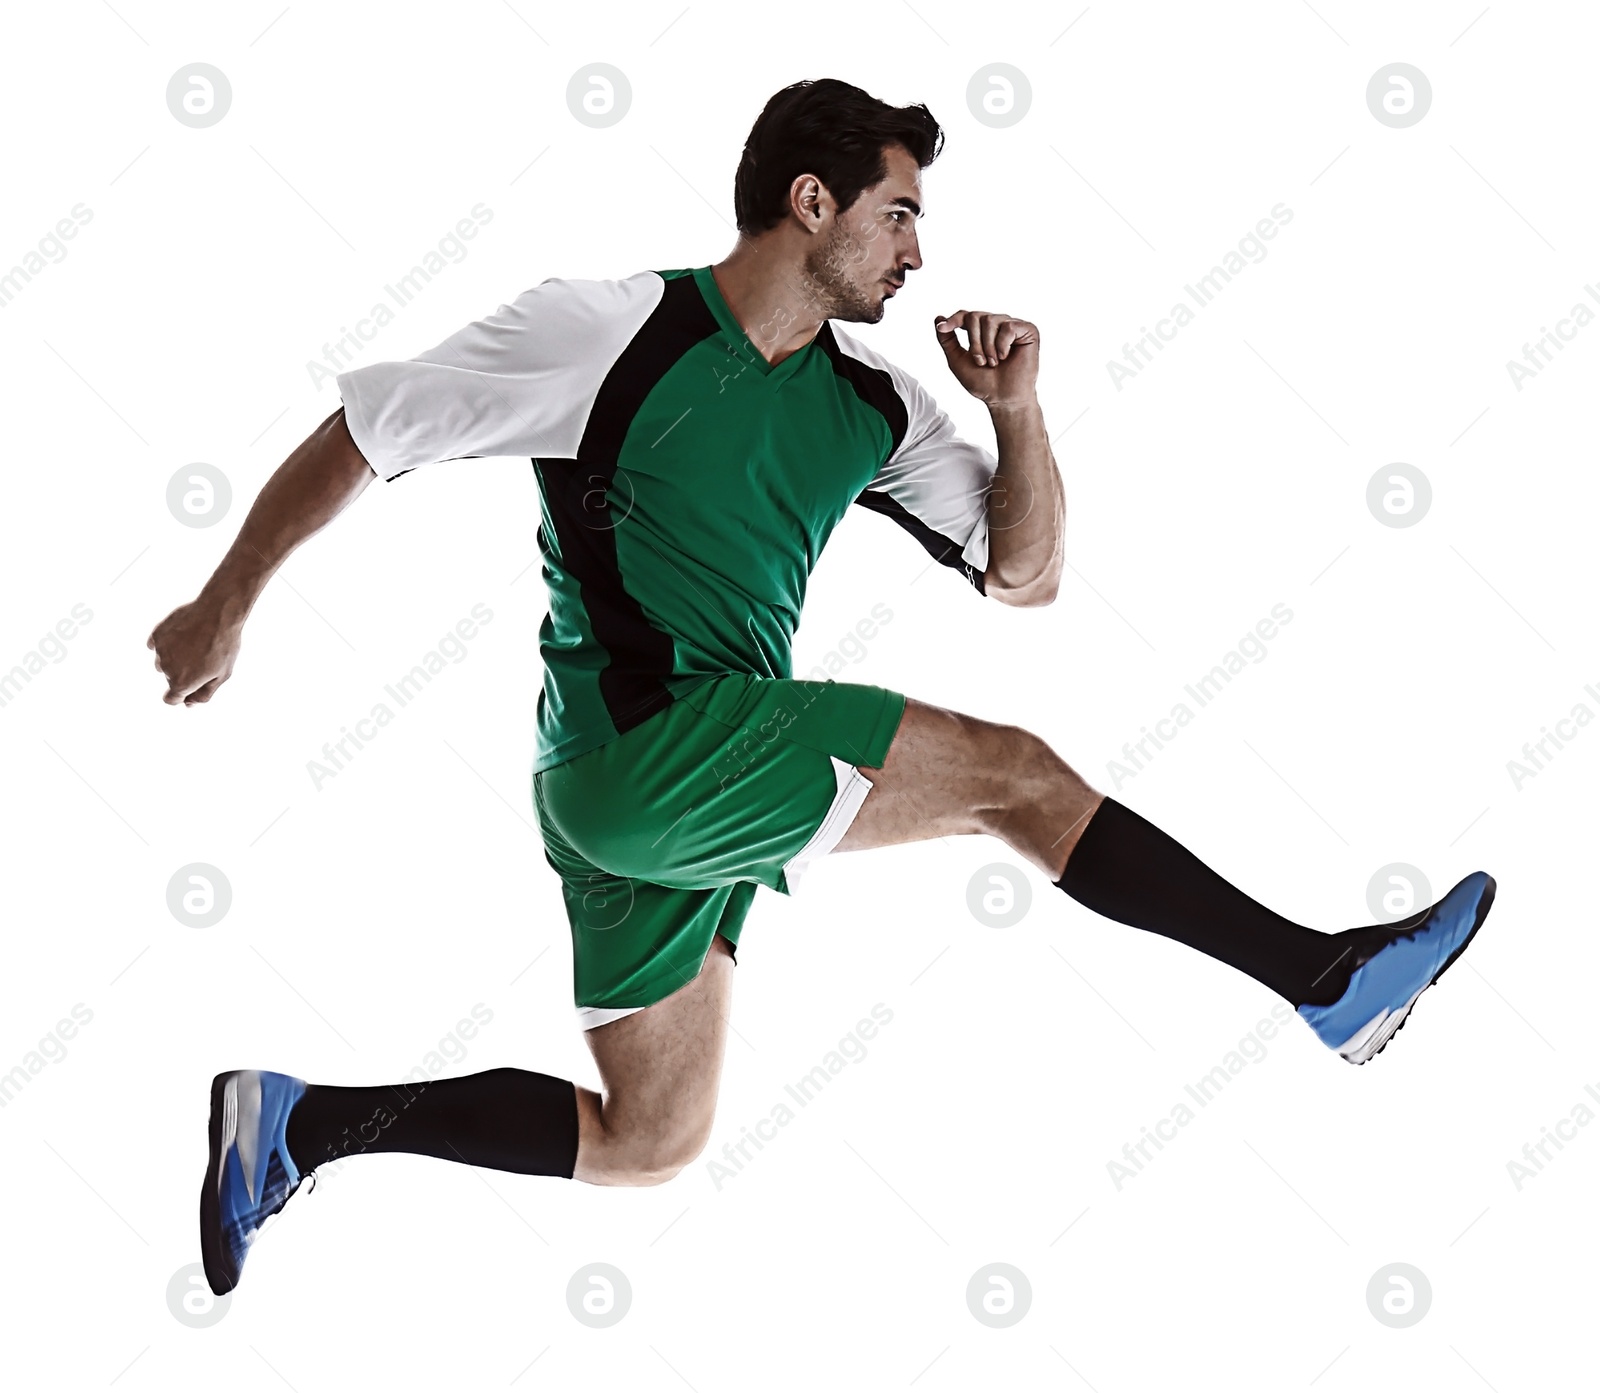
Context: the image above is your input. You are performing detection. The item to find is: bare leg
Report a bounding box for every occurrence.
[573,935,736,1186]
[834,696,1102,878]
[831,693,1474,1017]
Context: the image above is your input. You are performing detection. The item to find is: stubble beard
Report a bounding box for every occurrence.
[801,218,885,325]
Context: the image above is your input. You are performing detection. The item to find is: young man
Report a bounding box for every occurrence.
[149,79,1495,1295]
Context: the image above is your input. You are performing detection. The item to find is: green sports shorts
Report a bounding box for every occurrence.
[534,673,906,1029]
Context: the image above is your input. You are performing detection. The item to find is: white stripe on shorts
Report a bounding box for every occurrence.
[573,757,875,1031]
[780,755,874,892]
[576,1002,648,1030]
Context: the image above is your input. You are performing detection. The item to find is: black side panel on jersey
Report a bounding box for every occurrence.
[853,488,986,593]
[817,323,986,595]
[815,322,909,453]
[537,274,724,736]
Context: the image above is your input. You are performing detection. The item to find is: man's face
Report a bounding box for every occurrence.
[801,143,924,324]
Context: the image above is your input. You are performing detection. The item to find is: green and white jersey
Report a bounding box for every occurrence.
[337,266,995,772]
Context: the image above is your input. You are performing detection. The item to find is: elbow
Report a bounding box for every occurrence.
[1009,582,1060,608]
[985,569,1060,608]
[983,533,1064,607]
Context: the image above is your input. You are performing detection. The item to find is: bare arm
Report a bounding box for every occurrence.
[147,408,375,705]
[983,399,1064,606]
[932,311,1064,607]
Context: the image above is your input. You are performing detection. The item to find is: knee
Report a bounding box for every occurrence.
[594,1117,713,1187]
[620,1134,709,1186]
[1007,724,1058,773]
[970,721,1078,808]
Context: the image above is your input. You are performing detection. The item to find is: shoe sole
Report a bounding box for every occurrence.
[199,1071,240,1296]
[1342,874,1497,1064]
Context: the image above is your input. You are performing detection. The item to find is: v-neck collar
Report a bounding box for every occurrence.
[692,265,816,385]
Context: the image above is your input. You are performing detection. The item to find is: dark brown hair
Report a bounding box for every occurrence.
[733,78,943,235]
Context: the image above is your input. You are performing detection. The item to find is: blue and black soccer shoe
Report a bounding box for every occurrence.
[200,1069,309,1294]
[1298,872,1496,1065]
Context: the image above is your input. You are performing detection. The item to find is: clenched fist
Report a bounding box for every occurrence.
[148,598,242,706]
[933,310,1040,409]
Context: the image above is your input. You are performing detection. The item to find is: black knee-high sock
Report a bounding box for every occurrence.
[284,1067,580,1178]
[1056,798,1394,1008]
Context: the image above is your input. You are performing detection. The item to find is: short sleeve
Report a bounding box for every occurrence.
[836,329,995,591]
[335,271,664,481]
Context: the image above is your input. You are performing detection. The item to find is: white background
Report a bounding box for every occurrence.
[1,1,1595,1388]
